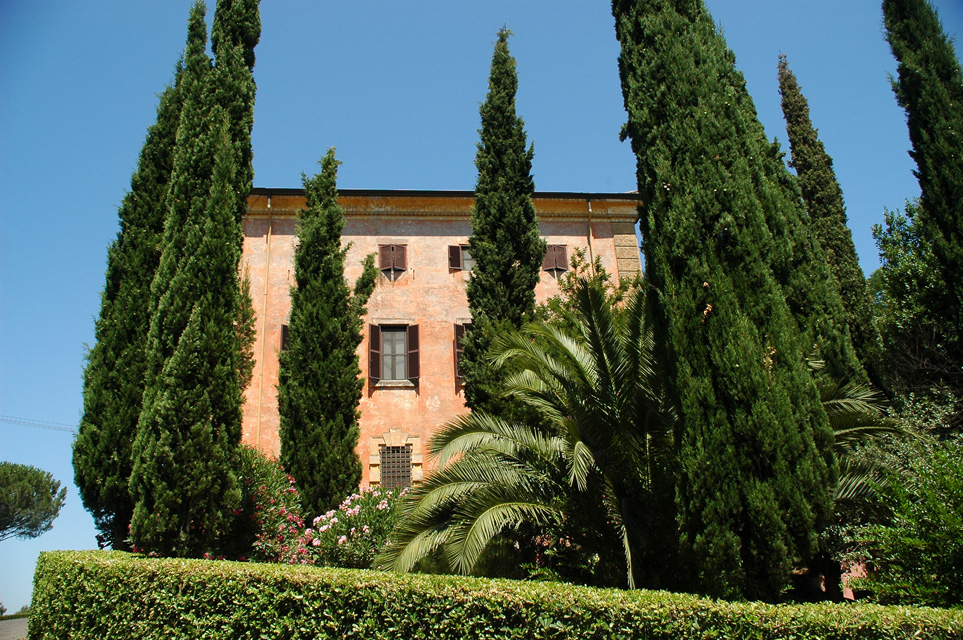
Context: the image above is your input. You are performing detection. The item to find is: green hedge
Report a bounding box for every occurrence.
[30,551,963,639]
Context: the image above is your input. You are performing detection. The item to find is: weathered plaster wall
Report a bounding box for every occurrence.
[240,190,640,486]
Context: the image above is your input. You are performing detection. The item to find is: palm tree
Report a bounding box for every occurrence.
[376,280,674,589]
[808,367,914,600]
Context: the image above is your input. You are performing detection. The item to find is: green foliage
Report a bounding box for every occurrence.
[73,21,187,552]
[29,551,963,639]
[306,487,404,569]
[613,0,838,600]
[278,149,377,520]
[131,0,258,556]
[884,0,963,340]
[778,55,880,383]
[851,435,963,607]
[0,462,66,542]
[380,281,675,590]
[462,28,547,414]
[872,201,963,399]
[807,373,912,599]
[226,445,312,565]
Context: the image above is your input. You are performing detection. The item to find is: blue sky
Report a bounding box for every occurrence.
[1,1,961,612]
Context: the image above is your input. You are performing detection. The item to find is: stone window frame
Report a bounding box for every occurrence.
[369,429,423,487]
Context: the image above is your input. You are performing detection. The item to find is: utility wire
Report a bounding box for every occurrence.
[0,415,78,434]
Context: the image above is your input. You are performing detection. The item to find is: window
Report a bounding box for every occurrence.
[454,322,471,379]
[379,444,412,489]
[448,244,474,271]
[280,324,289,351]
[379,244,407,281]
[369,324,420,384]
[543,244,569,277]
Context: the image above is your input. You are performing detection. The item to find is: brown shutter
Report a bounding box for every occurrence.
[542,244,555,271]
[449,245,461,270]
[556,245,568,271]
[280,324,289,352]
[454,323,465,378]
[369,324,381,383]
[407,324,420,380]
[394,244,407,271]
[379,245,392,270]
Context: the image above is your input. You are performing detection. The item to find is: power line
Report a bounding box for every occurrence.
[0,415,77,434]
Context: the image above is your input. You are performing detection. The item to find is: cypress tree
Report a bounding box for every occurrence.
[462,28,547,413]
[883,0,963,349]
[73,35,188,551]
[777,55,882,383]
[130,1,254,556]
[211,0,260,223]
[278,149,377,518]
[613,0,836,600]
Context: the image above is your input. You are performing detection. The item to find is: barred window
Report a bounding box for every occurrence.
[379,444,412,489]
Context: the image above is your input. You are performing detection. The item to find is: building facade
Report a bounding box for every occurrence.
[240,189,640,487]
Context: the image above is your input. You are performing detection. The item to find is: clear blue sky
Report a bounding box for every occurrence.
[1,0,961,612]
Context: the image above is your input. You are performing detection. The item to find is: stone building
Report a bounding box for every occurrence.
[240,188,640,488]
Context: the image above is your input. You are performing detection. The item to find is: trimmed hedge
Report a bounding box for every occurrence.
[30,551,963,639]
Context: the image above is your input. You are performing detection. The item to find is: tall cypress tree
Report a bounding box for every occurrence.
[211,0,260,223]
[777,55,882,383]
[613,0,836,600]
[278,149,377,518]
[883,0,963,350]
[130,1,255,556]
[462,28,546,413]
[73,37,189,551]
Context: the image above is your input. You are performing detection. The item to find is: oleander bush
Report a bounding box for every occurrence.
[236,446,313,565]
[29,551,963,639]
[305,487,404,569]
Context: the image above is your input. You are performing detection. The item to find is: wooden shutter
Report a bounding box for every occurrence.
[449,245,462,270]
[394,244,407,271]
[454,323,466,378]
[542,244,556,271]
[555,245,568,271]
[407,324,420,380]
[369,324,381,383]
[379,245,392,270]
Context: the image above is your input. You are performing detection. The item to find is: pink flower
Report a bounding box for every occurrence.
[337,535,347,545]
[312,538,321,547]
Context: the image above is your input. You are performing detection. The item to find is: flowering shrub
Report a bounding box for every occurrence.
[233,446,313,565]
[305,487,405,568]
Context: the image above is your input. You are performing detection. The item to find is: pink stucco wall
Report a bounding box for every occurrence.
[240,190,640,486]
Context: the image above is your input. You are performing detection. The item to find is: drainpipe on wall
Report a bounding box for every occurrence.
[255,195,273,450]
[587,198,596,276]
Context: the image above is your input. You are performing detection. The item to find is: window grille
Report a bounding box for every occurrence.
[379,444,412,489]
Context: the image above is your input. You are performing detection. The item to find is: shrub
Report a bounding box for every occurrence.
[850,436,963,607]
[29,551,963,639]
[306,487,403,568]
[230,446,313,565]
